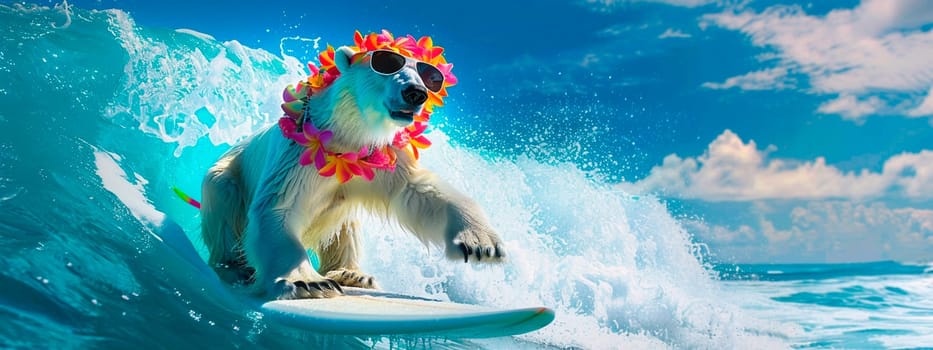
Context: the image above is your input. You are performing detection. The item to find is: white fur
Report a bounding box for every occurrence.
[200,46,505,299]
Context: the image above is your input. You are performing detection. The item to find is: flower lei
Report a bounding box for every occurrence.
[279,30,458,184]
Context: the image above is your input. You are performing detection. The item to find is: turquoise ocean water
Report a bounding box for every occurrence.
[2,3,932,349]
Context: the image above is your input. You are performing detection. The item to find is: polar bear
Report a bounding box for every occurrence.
[199,39,505,300]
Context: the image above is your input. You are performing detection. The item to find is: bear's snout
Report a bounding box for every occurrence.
[402,85,428,106]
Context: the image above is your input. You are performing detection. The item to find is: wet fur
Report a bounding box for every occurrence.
[199,46,505,300]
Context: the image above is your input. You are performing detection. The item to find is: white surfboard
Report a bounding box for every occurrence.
[155,220,554,338]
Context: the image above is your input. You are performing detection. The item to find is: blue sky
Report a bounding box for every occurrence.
[49,0,933,263]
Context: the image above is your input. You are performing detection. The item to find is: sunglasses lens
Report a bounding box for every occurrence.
[417,63,445,92]
[370,51,406,75]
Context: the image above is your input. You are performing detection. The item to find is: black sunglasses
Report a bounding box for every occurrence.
[354,50,445,93]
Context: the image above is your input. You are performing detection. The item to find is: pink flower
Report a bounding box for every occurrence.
[287,121,333,170]
[436,63,457,86]
[362,146,397,171]
[279,117,297,135]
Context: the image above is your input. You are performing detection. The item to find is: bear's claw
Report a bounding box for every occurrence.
[276,278,344,299]
[456,242,505,263]
[325,268,378,289]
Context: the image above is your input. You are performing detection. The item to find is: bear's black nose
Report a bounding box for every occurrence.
[402,85,428,105]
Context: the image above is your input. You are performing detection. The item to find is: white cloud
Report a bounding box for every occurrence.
[884,151,933,198]
[624,129,933,201]
[816,94,885,122]
[704,0,933,120]
[702,67,793,90]
[688,201,933,262]
[598,25,632,38]
[659,28,693,39]
[908,86,933,117]
[580,0,715,12]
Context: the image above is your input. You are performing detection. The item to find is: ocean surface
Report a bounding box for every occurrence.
[2,3,933,349]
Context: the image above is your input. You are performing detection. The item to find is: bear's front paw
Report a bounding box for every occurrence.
[272,277,344,299]
[447,227,506,263]
[325,268,379,289]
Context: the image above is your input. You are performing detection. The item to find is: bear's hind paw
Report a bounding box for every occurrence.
[325,268,379,289]
[274,277,344,299]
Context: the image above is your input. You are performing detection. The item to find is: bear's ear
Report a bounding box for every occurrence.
[334,46,356,74]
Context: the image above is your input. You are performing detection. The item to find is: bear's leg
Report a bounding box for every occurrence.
[200,156,252,284]
[391,173,507,263]
[242,195,343,299]
[317,221,378,289]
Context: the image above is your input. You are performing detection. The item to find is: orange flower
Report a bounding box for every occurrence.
[394,122,431,159]
[319,151,370,183]
[415,36,445,65]
[318,45,337,72]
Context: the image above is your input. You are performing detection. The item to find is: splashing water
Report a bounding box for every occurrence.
[0,3,793,349]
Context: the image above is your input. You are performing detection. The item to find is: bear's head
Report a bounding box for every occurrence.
[319,45,440,147]
[281,31,456,177]
[336,46,432,125]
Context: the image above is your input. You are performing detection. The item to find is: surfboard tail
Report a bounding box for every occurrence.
[172,186,201,209]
